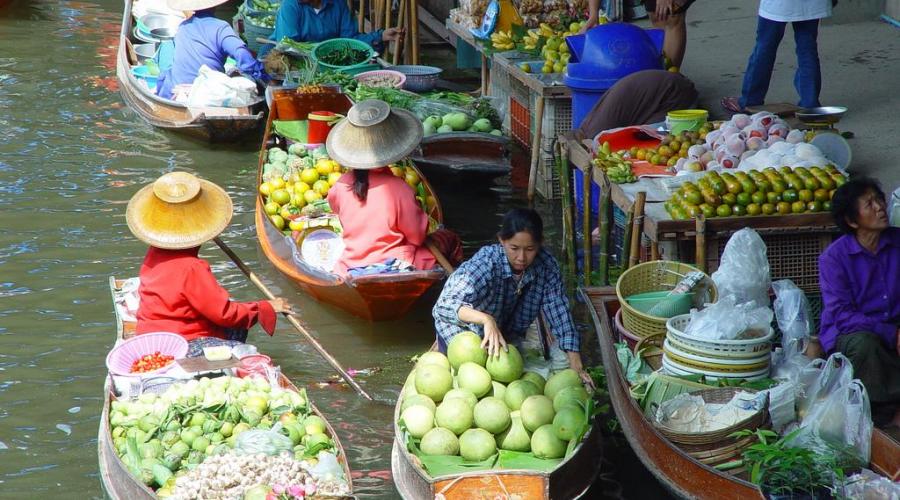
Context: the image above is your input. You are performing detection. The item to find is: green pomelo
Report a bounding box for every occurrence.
[473,397,511,434]
[415,364,453,402]
[485,344,524,383]
[447,331,487,369]
[400,405,435,439]
[416,352,450,370]
[457,362,492,398]
[544,369,582,400]
[443,388,478,409]
[401,393,437,413]
[403,370,418,396]
[420,427,459,456]
[490,381,507,400]
[435,398,474,436]
[520,371,546,393]
[520,395,555,432]
[552,406,587,441]
[503,380,540,411]
[553,385,590,412]
[497,410,531,452]
[458,428,497,461]
[531,424,567,459]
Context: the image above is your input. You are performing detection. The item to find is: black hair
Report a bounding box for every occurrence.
[352,170,369,202]
[830,177,885,234]
[498,208,544,242]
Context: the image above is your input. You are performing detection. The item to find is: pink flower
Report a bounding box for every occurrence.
[265,494,278,500]
[273,484,286,495]
[288,485,305,498]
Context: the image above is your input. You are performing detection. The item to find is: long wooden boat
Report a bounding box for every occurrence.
[255,89,447,321]
[116,0,266,142]
[409,133,515,184]
[98,277,353,499]
[579,286,900,499]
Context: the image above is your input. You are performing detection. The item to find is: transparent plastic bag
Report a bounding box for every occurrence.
[683,294,774,341]
[842,469,900,500]
[411,100,475,123]
[711,228,771,307]
[772,279,813,356]
[792,379,872,465]
[795,353,854,422]
[234,422,293,456]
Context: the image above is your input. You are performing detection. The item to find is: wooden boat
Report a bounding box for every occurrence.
[579,286,900,499]
[98,277,353,499]
[116,0,266,142]
[255,89,447,321]
[409,133,515,184]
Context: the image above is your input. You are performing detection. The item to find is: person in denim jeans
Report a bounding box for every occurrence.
[723,0,835,112]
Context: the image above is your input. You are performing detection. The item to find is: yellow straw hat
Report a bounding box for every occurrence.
[126,172,233,249]
[326,99,423,169]
[167,0,229,11]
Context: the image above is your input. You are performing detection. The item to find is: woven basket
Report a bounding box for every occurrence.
[391,65,442,92]
[616,261,717,339]
[654,387,768,445]
[666,315,775,358]
[636,332,665,370]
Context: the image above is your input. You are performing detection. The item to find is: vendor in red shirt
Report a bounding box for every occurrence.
[325,99,462,275]
[125,171,291,355]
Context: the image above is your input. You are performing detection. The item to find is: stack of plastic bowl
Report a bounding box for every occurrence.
[663,315,775,381]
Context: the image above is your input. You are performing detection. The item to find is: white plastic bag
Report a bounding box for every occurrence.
[683,294,774,341]
[842,469,900,500]
[187,65,258,107]
[771,280,814,382]
[795,353,852,421]
[792,379,872,465]
[711,228,771,307]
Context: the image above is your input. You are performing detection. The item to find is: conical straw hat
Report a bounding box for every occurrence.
[126,172,233,249]
[326,99,423,169]
[167,0,229,11]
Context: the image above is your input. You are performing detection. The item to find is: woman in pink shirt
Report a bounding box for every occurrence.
[325,99,462,275]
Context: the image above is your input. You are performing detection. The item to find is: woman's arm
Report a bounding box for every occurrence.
[395,182,429,246]
[334,0,384,48]
[458,306,506,357]
[220,28,270,82]
[183,261,279,334]
[433,252,493,347]
[540,260,594,388]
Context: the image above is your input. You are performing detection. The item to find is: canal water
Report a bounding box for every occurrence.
[0,1,667,497]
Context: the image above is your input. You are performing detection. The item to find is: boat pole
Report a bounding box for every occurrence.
[426,241,455,273]
[213,237,374,401]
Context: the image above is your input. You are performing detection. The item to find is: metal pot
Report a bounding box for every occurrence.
[133,43,157,63]
[150,27,177,41]
[138,14,181,35]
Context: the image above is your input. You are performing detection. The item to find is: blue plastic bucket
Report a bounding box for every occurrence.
[566,24,664,63]
[131,66,159,90]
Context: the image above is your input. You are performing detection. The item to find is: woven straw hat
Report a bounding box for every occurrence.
[167,0,228,11]
[126,172,233,249]
[326,99,423,170]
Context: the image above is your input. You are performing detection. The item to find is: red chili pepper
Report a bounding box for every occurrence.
[130,352,175,373]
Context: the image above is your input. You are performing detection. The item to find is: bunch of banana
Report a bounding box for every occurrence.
[523,29,541,50]
[538,23,555,38]
[591,142,637,183]
[490,30,515,51]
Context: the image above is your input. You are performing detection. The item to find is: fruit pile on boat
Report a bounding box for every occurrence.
[397,332,593,474]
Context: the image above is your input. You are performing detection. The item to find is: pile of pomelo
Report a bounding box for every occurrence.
[399,332,592,463]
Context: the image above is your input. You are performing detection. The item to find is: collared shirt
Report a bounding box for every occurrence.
[259,0,382,57]
[136,246,276,341]
[819,227,900,352]
[326,168,436,274]
[759,0,832,22]
[156,10,268,99]
[433,245,580,352]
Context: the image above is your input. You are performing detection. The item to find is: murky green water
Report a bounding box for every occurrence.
[0,2,669,498]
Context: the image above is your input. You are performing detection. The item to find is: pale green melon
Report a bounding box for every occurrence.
[447,331,488,369]
[544,369,581,400]
[490,381,507,400]
[443,388,478,409]
[420,427,459,456]
[503,380,540,411]
[520,395,555,432]
[459,428,497,461]
[496,410,531,452]
[400,405,434,439]
[435,398,474,436]
[552,406,587,441]
[473,397,511,434]
[520,371,546,393]
[401,393,436,413]
[415,364,453,402]
[485,344,524,383]
[457,362,493,398]
[531,424,566,459]
[416,352,451,370]
[553,385,590,412]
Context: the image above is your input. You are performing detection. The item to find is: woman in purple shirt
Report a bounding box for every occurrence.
[819,178,900,428]
[156,0,269,100]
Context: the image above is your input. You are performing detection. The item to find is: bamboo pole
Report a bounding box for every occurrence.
[651,241,659,260]
[526,96,545,203]
[629,191,647,268]
[384,0,391,35]
[597,167,611,286]
[410,0,419,64]
[695,215,707,273]
[374,0,384,30]
[402,0,412,64]
[582,161,592,287]
[559,141,577,281]
[621,208,634,270]
[392,0,406,65]
[358,0,366,32]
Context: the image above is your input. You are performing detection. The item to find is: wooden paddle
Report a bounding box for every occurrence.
[426,240,455,273]
[213,237,374,401]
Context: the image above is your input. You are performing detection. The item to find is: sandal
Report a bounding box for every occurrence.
[721,96,746,114]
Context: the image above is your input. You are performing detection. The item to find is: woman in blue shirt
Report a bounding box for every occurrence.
[433,208,594,388]
[157,0,269,100]
[260,0,402,58]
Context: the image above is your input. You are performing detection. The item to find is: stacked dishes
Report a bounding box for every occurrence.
[663,315,774,381]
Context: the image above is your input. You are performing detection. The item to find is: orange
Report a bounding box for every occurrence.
[732,204,747,217]
[747,203,762,216]
[716,204,733,217]
[766,191,781,204]
[782,189,799,203]
[776,202,791,215]
[798,189,814,203]
[761,203,776,215]
[791,201,806,214]
[813,189,829,202]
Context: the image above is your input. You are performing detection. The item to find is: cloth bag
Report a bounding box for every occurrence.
[187,65,258,108]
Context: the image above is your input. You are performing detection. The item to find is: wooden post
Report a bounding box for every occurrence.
[559,140,577,282]
[651,241,659,261]
[358,0,366,32]
[582,162,593,287]
[392,0,406,65]
[403,0,412,64]
[597,168,611,285]
[480,54,490,96]
[526,96,545,202]
[621,208,634,270]
[695,215,707,273]
[410,0,419,64]
[385,0,391,33]
[629,191,647,268]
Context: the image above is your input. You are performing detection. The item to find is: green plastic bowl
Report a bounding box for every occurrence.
[311,38,375,71]
[626,291,694,318]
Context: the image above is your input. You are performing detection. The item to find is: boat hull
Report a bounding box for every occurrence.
[410,133,514,183]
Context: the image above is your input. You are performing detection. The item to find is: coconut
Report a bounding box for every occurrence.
[544,369,581,400]
[490,381,507,400]
[420,427,459,456]
[552,406,587,441]
[552,385,590,412]
[473,397,511,434]
[520,371,546,393]
[447,331,488,369]
[496,410,531,452]
[531,424,566,459]
[459,428,496,461]
[520,395,555,432]
[416,351,450,370]
[504,380,540,411]
[435,398,474,436]
[415,364,453,402]
[401,393,437,413]
[401,405,434,439]
[443,388,478,409]
[457,362,492,398]
[485,344,524,383]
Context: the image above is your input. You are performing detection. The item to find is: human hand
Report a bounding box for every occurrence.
[480,316,508,358]
[578,16,597,34]
[382,27,404,42]
[566,351,596,391]
[655,0,675,19]
[268,298,293,315]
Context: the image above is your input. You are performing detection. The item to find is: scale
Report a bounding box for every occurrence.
[794,106,852,171]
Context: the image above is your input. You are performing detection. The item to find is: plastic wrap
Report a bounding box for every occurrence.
[842,469,900,500]
[771,279,814,382]
[792,379,872,465]
[234,423,293,456]
[711,228,771,307]
[795,353,852,421]
[683,294,774,341]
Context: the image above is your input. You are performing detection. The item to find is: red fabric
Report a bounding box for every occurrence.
[135,246,277,341]
[427,228,464,267]
[327,168,437,274]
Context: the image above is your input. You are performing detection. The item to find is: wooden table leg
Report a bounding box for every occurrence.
[695,215,707,273]
[598,169,611,285]
[629,191,647,268]
[582,163,593,287]
[526,96,545,203]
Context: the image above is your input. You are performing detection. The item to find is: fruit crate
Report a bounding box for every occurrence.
[509,93,572,199]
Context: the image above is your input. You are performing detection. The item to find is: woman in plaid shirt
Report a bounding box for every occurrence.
[432,208,593,388]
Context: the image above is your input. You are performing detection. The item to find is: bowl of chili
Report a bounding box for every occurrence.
[105,332,188,376]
